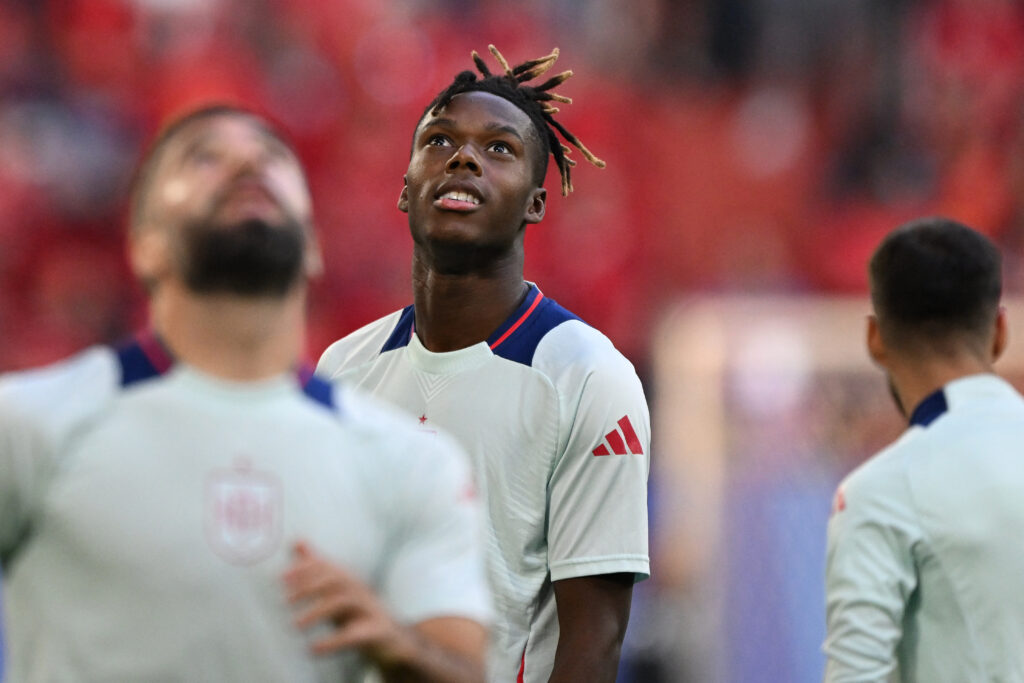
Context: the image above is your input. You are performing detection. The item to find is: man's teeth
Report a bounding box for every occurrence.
[440,191,480,205]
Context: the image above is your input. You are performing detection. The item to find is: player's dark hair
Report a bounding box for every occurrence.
[869,216,1002,353]
[417,45,605,196]
[129,104,294,231]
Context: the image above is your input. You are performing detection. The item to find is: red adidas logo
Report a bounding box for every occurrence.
[592,416,644,456]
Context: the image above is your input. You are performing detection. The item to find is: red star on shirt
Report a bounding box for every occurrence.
[419,414,428,425]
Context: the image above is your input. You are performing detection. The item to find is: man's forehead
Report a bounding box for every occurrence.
[163,113,284,154]
[419,91,535,135]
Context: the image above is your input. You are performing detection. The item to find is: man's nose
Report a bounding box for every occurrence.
[445,146,482,175]
[232,142,272,175]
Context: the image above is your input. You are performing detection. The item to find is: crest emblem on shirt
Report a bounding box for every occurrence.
[205,458,282,564]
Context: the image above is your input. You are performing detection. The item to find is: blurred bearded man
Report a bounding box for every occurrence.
[0,106,491,683]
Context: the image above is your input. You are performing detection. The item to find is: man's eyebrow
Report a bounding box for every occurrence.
[261,133,295,158]
[421,118,525,143]
[176,126,293,160]
[422,117,457,130]
[178,131,215,159]
[483,123,525,142]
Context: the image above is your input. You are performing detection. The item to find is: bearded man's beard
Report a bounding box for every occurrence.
[181,216,306,298]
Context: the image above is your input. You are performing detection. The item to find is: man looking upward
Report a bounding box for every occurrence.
[0,105,490,682]
[824,217,1024,681]
[318,47,650,683]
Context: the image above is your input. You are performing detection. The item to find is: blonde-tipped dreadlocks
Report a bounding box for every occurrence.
[419,45,605,196]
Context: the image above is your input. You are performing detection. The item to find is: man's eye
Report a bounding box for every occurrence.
[489,142,512,155]
[427,135,452,147]
[188,148,221,165]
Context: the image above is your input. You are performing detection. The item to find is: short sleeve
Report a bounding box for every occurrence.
[823,469,921,682]
[0,349,118,565]
[378,434,493,625]
[0,388,54,563]
[546,352,651,583]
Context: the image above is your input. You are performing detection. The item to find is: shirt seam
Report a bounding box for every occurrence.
[549,554,649,568]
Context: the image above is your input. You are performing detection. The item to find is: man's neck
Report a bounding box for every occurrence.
[150,281,307,381]
[892,354,994,423]
[411,248,529,352]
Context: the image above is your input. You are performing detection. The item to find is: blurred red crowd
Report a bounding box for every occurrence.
[2,0,1023,372]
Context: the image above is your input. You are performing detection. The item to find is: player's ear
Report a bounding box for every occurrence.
[992,305,1008,362]
[128,225,170,287]
[398,177,409,213]
[524,187,546,225]
[866,315,888,366]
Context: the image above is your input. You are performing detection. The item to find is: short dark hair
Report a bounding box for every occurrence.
[129,105,294,231]
[415,45,605,196]
[869,216,1002,353]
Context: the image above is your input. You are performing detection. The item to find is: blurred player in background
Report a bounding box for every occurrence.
[824,217,1024,681]
[318,46,650,682]
[0,105,491,682]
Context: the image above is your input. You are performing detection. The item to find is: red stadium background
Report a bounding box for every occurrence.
[3,0,1022,373]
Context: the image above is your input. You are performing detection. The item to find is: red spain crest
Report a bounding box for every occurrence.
[205,459,282,564]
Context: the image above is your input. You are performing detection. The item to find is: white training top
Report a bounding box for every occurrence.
[824,374,1024,683]
[0,333,491,683]
[318,284,650,683]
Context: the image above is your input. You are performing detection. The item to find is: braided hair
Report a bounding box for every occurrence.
[419,45,605,196]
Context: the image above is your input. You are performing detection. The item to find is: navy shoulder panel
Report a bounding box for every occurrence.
[115,332,174,388]
[488,287,582,367]
[380,306,416,353]
[297,363,337,411]
[300,373,336,411]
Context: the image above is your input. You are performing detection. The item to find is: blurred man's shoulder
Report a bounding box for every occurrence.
[0,345,125,454]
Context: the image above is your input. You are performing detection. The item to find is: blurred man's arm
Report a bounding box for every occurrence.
[823,480,917,682]
[284,540,485,683]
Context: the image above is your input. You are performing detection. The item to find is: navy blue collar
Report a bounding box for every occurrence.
[378,285,582,367]
[908,388,948,428]
[116,331,334,410]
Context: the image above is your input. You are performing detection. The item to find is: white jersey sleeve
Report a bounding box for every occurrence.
[0,404,50,559]
[537,322,651,582]
[0,349,117,562]
[823,440,921,683]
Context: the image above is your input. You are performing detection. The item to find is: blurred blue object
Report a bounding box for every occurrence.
[723,465,837,683]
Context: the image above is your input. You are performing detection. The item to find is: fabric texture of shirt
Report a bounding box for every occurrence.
[0,334,491,682]
[824,373,1024,682]
[317,284,651,683]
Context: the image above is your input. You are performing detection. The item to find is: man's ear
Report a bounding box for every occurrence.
[867,314,888,367]
[524,187,546,225]
[398,177,409,213]
[128,226,170,286]
[992,305,1009,363]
